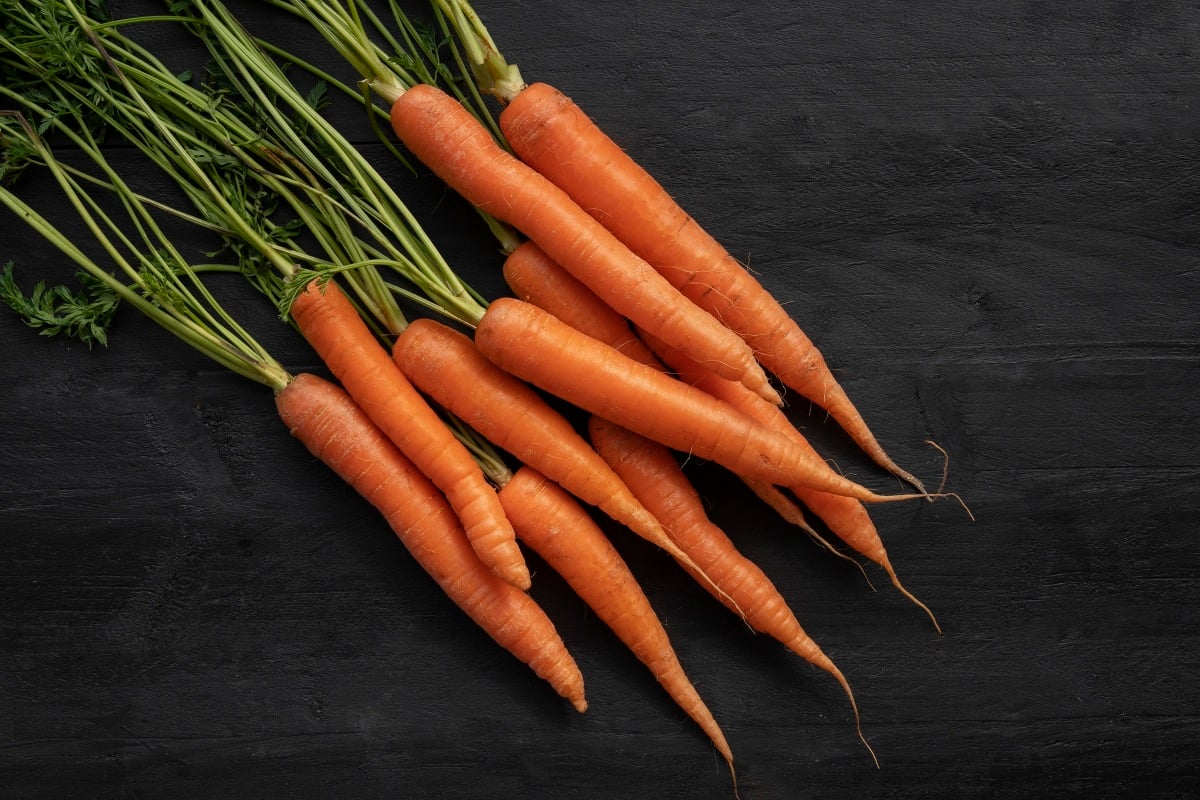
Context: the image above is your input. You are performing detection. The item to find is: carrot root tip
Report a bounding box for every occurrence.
[883,558,942,634]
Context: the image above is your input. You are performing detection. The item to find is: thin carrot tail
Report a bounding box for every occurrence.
[743,478,871,579]
[793,368,928,494]
[786,636,877,768]
[881,553,942,634]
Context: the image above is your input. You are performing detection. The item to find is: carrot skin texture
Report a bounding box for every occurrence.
[387,83,780,404]
[274,373,584,710]
[289,280,530,590]
[500,82,922,490]
[475,297,898,502]
[499,467,733,767]
[392,317,665,548]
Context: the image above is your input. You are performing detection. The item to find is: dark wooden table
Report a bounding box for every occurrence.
[3,1,1197,797]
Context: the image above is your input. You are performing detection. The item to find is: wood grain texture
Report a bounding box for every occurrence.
[2,1,1197,798]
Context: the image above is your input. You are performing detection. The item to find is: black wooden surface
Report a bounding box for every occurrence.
[3,1,1198,798]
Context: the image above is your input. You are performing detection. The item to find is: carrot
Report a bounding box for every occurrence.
[587,416,875,764]
[289,280,530,590]
[502,240,662,369]
[513,251,867,566]
[503,242,840,546]
[275,373,585,710]
[496,80,926,493]
[641,329,941,632]
[0,92,579,708]
[391,317,718,581]
[474,296,927,505]
[384,82,781,406]
[498,466,734,777]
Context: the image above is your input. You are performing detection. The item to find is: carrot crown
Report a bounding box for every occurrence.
[431,0,526,103]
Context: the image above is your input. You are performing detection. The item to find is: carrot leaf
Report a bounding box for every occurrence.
[0,261,121,347]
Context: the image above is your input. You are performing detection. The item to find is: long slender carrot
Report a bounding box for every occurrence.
[430,0,923,489]
[474,296,927,505]
[506,234,926,617]
[503,243,873,573]
[504,242,848,537]
[641,329,941,632]
[587,416,875,764]
[498,466,734,777]
[276,373,585,710]
[496,80,925,493]
[391,317,703,571]
[289,279,530,590]
[383,82,781,406]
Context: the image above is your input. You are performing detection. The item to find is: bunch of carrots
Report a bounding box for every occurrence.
[0,0,964,790]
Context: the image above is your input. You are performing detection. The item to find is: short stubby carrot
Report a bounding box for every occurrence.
[475,297,926,505]
[644,330,941,631]
[274,372,584,710]
[588,416,875,763]
[289,280,530,590]
[499,81,924,492]
[498,466,733,773]
[387,83,780,405]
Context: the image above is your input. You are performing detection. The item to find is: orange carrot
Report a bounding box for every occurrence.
[499,81,925,492]
[391,317,711,577]
[274,372,584,709]
[288,280,530,590]
[502,240,662,369]
[588,416,874,763]
[475,297,926,505]
[385,83,780,405]
[498,466,734,775]
[503,242,834,543]
[642,329,941,632]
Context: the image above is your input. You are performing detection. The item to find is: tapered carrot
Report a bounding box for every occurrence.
[274,373,585,709]
[588,416,874,764]
[497,80,925,493]
[475,297,927,505]
[503,241,910,590]
[289,280,530,590]
[498,466,734,777]
[503,241,847,548]
[391,317,724,589]
[642,329,941,632]
[384,82,780,406]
